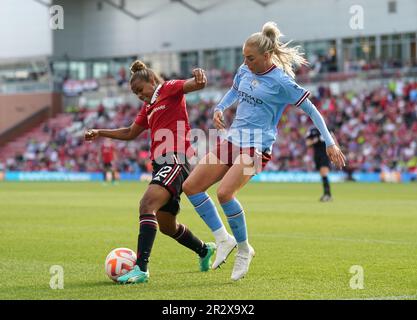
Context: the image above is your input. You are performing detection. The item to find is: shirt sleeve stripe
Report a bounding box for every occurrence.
[295,91,311,107]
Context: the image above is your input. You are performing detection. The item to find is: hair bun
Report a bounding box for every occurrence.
[262,21,282,43]
[130,60,147,74]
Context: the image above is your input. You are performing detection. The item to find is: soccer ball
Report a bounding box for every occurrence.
[105,248,137,282]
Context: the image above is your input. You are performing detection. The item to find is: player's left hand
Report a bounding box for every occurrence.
[326,144,346,169]
[192,68,207,85]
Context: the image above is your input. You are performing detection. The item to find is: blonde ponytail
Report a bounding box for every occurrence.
[246,21,308,78]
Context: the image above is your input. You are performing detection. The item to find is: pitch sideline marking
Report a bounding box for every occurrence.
[251,232,417,246]
[343,294,417,300]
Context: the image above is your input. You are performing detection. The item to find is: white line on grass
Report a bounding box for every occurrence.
[344,294,417,300]
[251,233,417,246]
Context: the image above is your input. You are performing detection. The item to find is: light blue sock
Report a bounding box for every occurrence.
[188,192,224,232]
[221,198,247,243]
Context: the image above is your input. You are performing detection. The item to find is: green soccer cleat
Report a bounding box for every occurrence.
[199,242,216,272]
[117,265,149,284]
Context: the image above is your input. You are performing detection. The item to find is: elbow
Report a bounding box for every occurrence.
[125,128,135,140]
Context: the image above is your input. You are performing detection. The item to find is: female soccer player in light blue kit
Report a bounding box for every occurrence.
[183,22,346,281]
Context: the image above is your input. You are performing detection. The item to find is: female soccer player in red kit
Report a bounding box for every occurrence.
[100,139,116,183]
[85,60,216,284]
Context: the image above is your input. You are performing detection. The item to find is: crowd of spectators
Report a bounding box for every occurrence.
[266,79,417,174]
[2,103,151,174]
[1,79,417,175]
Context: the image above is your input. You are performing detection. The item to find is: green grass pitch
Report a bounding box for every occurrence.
[1,181,417,300]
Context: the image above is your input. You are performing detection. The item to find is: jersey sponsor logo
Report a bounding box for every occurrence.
[238,90,263,106]
[147,105,167,121]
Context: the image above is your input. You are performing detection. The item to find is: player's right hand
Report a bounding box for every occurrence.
[326,144,346,169]
[213,110,226,130]
[85,129,99,141]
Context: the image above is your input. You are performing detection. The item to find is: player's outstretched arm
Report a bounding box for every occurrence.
[327,132,346,169]
[213,110,226,130]
[85,122,146,141]
[299,99,346,169]
[183,68,207,93]
[212,86,239,130]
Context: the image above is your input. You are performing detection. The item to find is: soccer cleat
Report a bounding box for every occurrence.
[320,194,333,202]
[199,242,216,272]
[212,235,237,269]
[117,265,149,284]
[231,245,255,281]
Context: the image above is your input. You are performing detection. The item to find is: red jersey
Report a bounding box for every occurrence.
[134,80,192,160]
[101,145,114,163]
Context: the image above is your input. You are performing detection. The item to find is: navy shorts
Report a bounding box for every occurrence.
[150,153,190,215]
[314,152,331,170]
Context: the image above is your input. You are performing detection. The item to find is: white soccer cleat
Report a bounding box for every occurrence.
[212,235,237,269]
[231,245,255,281]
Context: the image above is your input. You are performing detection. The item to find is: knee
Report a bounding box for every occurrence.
[182,179,196,196]
[139,197,158,215]
[217,187,233,204]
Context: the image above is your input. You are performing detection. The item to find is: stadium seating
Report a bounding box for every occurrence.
[1,79,416,174]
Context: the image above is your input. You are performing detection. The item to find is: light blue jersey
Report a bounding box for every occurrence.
[215,64,334,152]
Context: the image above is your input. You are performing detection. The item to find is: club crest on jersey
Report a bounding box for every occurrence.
[250,79,259,91]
